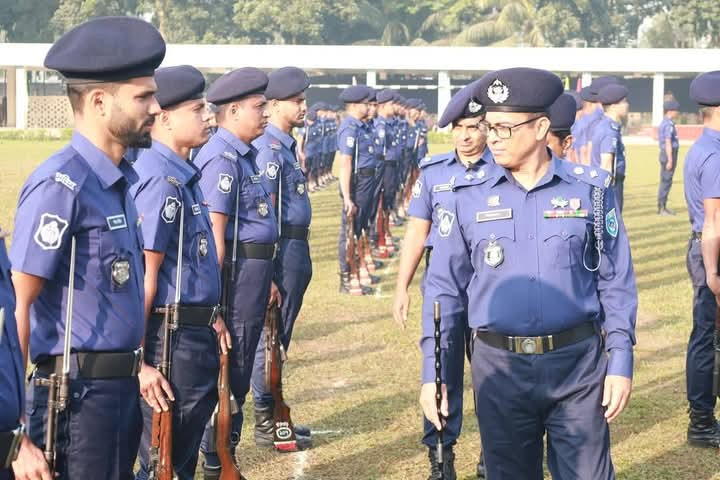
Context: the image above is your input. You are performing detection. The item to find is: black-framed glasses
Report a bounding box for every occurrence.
[483,116,542,139]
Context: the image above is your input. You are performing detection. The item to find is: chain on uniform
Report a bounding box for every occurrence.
[583,186,604,272]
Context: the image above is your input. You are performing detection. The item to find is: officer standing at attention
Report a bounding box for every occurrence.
[10,17,165,480]
[193,68,281,476]
[374,88,398,257]
[131,65,231,480]
[682,71,720,448]
[298,104,319,192]
[251,66,313,449]
[658,99,680,215]
[420,68,637,479]
[577,76,620,164]
[394,81,491,480]
[590,84,629,212]
[547,92,579,159]
[1,225,25,480]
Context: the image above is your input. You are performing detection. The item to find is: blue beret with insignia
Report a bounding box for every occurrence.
[376,89,395,104]
[154,65,205,109]
[265,66,310,101]
[548,93,578,132]
[567,90,583,110]
[339,85,371,103]
[473,68,563,113]
[663,99,680,111]
[44,16,165,82]
[597,84,628,105]
[206,67,268,105]
[690,71,720,106]
[438,80,484,128]
[581,76,621,101]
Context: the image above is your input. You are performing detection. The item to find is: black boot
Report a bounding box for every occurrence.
[687,408,720,448]
[254,406,312,451]
[427,446,456,480]
[477,450,486,478]
[339,272,350,294]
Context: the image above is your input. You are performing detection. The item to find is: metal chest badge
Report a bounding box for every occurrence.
[257,198,270,217]
[296,182,306,196]
[111,258,131,287]
[483,239,504,268]
[199,234,209,257]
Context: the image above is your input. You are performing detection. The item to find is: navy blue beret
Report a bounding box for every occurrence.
[377,89,395,104]
[366,88,377,102]
[206,67,268,105]
[597,84,628,104]
[44,16,165,82]
[690,71,720,106]
[581,76,621,101]
[473,68,563,113]
[339,85,370,103]
[663,99,680,111]
[154,65,205,109]
[406,98,421,109]
[439,80,484,128]
[265,66,310,100]
[567,90,583,110]
[548,93,578,132]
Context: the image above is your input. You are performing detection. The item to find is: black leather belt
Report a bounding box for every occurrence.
[691,231,702,240]
[0,425,23,468]
[475,321,596,355]
[224,242,276,260]
[281,224,310,241]
[35,349,143,379]
[384,160,398,165]
[150,305,219,327]
[357,168,376,177]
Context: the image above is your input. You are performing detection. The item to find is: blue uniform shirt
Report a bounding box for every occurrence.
[590,116,626,176]
[303,121,322,159]
[131,140,221,307]
[254,123,313,228]
[11,132,145,362]
[337,116,376,169]
[684,128,720,232]
[416,119,429,160]
[0,233,24,431]
[658,116,679,160]
[434,156,637,380]
[194,127,278,245]
[372,117,387,162]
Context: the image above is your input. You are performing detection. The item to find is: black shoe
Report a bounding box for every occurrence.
[427,446,456,480]
[477,451,486,478]
[339,273,351,294]
[254,406,313,451]
[687,408,720,448]
[373,260,384,269]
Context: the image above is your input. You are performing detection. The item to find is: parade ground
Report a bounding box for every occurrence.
[1,139,717,479]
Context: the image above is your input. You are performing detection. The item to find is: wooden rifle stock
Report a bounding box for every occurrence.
[148,307,175,480]
[713,305,720,397]
[346,210,359,280]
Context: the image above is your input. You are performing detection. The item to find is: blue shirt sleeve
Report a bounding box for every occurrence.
[407,169,433,220]
[197,155,238,216]
[599,131,617,155]
[255,147,280,196]
[336,126,356,157]
[700,153,720,199]
[132,176,181,253]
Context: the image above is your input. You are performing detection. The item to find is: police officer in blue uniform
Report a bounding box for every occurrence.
[590,84,629,212]
[420,68,637,479]
[10,17,165,480]
[373,89,398,257]
[577,76,620,164]
[682,71,720,448]
[130,65,231,480]
[394,81,492,480]
[547,92,579,159]
[298,104,321,192]
[658,99,680,215]
[0,226,25,480]
[193,68,281,476]
[251,66,313,449]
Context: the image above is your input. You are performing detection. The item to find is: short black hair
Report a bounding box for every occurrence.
[66,82,118,113]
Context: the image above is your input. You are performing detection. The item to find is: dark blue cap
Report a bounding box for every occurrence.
[406,98,421,109]
[306,109,317,121]
[154,65,205,109]
[339,85,371,103]
[473,68,563,113]
[377,89,395,104]
[206,67,268,105]
[581,75,621,101]
[265,66,310,101]
[548,93,578,132]
[663,99,680,111]
[567,90,583,110]
[690,71,720,106]
[366,88,377,102]
[44,16,165,82]
[438,80,484,128]
[597,84,628,105]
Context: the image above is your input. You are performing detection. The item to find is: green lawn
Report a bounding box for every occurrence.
[1,140,718,479]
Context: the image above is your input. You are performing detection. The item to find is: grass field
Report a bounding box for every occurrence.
[1,139,719,479]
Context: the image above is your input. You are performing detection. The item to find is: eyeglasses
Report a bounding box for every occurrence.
[482,116,542,139]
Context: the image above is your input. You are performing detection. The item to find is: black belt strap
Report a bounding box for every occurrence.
[475,321,596,355]
[224,242,276,260]
[281,224,310,241]
[35,349,143,379]
[150,305,218,327]
[691,231,702,240]
[0,426,23,468]
[357,167,376,177]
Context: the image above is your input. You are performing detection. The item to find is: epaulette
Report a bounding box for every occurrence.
[221,150,238,162]
[563,160,611,189]
[166,176,182,187]
[452,164,495,190]
[42,150,92,197]
[419,153,451,169]
[269,142,281,152]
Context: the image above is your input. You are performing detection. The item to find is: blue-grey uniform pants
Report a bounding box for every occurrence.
[471,332,614,480]
[613,175,625,213]
[251,238,313,408]
[685,237,718,411]
[201,255,274,465]
[136,322,219,480]
[338,175,376,273]
[26,363,142,479]
[657,151,678,207]
[382,161,399,211]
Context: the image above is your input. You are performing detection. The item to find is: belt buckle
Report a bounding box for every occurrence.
[272,243,278,260]
[131,347,143,376]
[514,336,544,354]
[3,424,24,468]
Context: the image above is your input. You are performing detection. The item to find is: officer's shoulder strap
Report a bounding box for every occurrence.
[562,159,611,189]
[419,153,450,170]
[45,150,92,196]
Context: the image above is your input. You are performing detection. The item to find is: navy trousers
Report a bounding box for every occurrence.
[136,322,219,480]
[613,175,625,213]
[251,238,313,408]
[26,363,142,480]
[657,152,677,207]
[686,238,718,411]
[471,333,614,480]
[382,162,399,211]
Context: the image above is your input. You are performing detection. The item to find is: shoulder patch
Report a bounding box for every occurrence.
[346,136,355,148]
[54,172,76,191]
[605,208,619,237]
[162,196,181,224]
[265,162,280,180]
[34,213,69,250]
[436,208,455,238]
[218,174,233,194]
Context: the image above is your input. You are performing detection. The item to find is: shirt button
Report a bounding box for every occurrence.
[73,392,80,399]
[528,233,535,240]
[530,276,536,281]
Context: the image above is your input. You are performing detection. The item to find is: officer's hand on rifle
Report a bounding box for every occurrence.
[268,281,282,308]
[213,314,232,355]
[139,362,175,413]
[419,382,448,431]
[344,198,356,216]
[12,434,52,480]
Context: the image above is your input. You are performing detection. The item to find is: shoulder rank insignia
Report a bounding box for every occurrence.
[54,172,76,191]
[266,162,280,180]
[270,142,281,151]
[166,176,181,187]
[221,151,237,161]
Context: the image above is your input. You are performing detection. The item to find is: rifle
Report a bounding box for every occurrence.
[40,236,76,473]
[433,300,444,479]
[375,195,387,257]
[713,304,720,398]
[148,198,184,480]
[264,303,298,451]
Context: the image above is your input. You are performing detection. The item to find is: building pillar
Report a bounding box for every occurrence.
[437,71,451,128]
[366,70,377,88]
[14,68,28,129]
[6,67,16,127]
[581,72,592,89]
[652,72,665,126]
